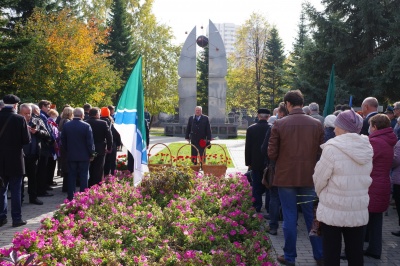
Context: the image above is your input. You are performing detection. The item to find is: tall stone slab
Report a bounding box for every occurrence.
[178,27,197,124]
[208,20,228,124]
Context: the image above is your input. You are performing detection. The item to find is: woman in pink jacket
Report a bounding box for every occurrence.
[365,114,397,259]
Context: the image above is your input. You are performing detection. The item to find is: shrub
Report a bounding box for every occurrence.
[0,170,276,265]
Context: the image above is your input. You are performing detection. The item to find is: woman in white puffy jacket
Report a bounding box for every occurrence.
[313,110,373,266]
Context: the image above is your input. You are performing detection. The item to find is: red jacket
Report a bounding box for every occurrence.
[368,127,397,213]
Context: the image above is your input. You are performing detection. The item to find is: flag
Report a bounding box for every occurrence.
[349,95,353,107]
[114,57,147,185]
[323,64,335,117]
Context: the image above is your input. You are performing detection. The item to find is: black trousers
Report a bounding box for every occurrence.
[365,212,383,257]
[191,144,205,165]
[128,151,134,172]
[321,222,365,266]
[46,157,57,186]
[104,147,117,175]
[393,184,400,226]
[24,155,39,200]
[89,154,105,187]
[37,155,49,195]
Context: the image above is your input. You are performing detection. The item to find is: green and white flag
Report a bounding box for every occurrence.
[114,57,147,185]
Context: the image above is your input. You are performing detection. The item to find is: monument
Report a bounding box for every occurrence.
[164,20,238,138]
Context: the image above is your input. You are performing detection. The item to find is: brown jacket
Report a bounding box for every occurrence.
[268,108,324,187]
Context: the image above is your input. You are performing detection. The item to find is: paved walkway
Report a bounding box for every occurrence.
[1,136,400,265]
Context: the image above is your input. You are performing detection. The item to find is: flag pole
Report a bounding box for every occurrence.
[323,64,335,117]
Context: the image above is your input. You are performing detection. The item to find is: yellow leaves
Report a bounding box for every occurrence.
[14,8,120,108]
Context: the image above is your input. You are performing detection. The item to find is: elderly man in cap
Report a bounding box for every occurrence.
[245,108,271,215]
[384,106,397,129]
[0,94,31,227]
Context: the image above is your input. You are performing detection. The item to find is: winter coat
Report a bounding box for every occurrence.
[368,127,397,212]
[392,140,400,185]
[313,133,373,227]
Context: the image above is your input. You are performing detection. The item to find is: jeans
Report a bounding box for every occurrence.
[278,187,323,263]
[321,223,365,266]
[0,175,23,221]
[251,170,266,212]
[67,161,89,200]
[269,186,281,230]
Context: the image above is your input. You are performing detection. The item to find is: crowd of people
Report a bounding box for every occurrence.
[2,90,400,265]
[245,90,400,266]
[0,95,123,227]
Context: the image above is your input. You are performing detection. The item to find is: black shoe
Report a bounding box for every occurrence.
[0,218,7,227]
[364,250,380,260]
[391,231,400,237]
[263,214,270,220]
[46,186,53,191]
[12,220,27,227]
[38,192,53,197]
[29,198,43,205]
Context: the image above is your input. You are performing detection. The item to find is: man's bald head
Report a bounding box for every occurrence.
[361,97,378,117]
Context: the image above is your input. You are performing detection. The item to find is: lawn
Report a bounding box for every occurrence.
[148,142,235,168]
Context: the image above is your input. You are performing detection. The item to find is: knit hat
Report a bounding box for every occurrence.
[334,110,363,133]
[324,115,336,128]
[100,107,110,117]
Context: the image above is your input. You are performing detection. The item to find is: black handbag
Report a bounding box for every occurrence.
[262,163,275,188]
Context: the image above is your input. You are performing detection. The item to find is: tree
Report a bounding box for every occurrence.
[13,8,121,107]
[226,57,258,112]
[197,45,209,115]
[0,0,56,94]
[263,27,286,109]
[296,0,400,107]
[105,0,137,101]
[234,12,270,109]
[130,0,180,115]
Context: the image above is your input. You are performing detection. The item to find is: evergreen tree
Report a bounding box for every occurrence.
[263,27,286,109]
[297,0,400,106]
[106,0,137,100]
[0,0,55,94]
[197,45,209,115]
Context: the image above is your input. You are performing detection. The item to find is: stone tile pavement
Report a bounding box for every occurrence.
[1,136,400,266]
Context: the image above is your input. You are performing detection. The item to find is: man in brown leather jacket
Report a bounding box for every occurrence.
[268,90,324,266]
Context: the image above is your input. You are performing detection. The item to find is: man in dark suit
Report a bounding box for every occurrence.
[0,94,31,227]
[61,107,95,201]
[86,108,112,187]
[245,108,270,215]
[20,104,51,205]
[360,97,379,135]
[185,106,212,164]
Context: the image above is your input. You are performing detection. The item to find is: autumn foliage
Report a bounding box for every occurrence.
[14,8,121,107]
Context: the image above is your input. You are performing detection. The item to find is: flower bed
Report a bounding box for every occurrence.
[0,168,276,265]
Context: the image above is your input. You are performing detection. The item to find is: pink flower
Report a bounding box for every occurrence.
[209,235,215,241]
[230,230,236,236]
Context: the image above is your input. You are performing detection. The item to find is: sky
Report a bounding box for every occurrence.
[151,0,324,53]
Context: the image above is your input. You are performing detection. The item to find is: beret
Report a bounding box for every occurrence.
[3,94,20,104]
[257,108,270,114]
